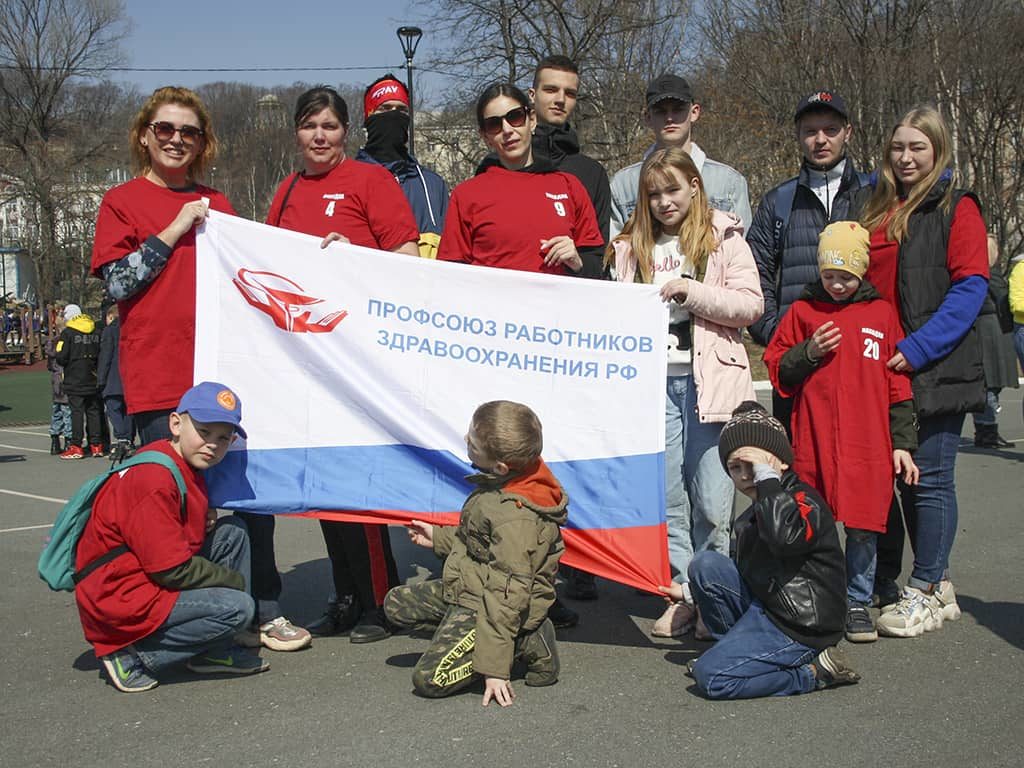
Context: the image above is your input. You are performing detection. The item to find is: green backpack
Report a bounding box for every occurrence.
[38,451,187,592]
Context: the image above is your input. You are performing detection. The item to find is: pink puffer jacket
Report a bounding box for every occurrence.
[612,210,764,422]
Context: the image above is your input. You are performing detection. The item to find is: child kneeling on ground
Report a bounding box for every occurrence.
[385,400,565,708]
[660,402,858,699]
[74,382,267,692]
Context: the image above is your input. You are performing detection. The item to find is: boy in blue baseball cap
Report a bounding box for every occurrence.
[74,381,267,693]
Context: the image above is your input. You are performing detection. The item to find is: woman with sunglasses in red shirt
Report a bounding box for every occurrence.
[437,83,604,277]
[91,87,237,446]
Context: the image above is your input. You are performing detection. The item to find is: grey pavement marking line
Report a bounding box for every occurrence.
[0,443,48,453]
[0,428,50,436]
[0,488,67,504]
[0,523,52,534]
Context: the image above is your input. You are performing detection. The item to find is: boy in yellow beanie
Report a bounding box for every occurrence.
[763,222,919,643]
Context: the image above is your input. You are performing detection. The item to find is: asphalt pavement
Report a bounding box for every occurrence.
[1,389,1021,768]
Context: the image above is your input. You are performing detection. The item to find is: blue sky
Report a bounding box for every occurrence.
[118,1,448,101]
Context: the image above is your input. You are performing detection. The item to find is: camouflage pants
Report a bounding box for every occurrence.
[384,579,560,698]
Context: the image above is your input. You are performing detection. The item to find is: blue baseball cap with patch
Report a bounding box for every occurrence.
[176,381,247,438]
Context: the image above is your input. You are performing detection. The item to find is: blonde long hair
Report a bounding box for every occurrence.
[604,147,717,283]
[860,105,955,243]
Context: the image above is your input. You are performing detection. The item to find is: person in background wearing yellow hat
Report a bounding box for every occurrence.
[763,222,919,644]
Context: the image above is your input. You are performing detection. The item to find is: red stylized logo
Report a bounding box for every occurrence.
[232,269,348,333]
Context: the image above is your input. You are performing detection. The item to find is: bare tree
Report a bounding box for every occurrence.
[694,0,1024,261]
[422,0,694,178]
[0,0,130,306]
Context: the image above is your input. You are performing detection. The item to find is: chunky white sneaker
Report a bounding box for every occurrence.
[258,616,312,652]
[935,580,962,621]
[877,587,943,638]
[652,601,695,637]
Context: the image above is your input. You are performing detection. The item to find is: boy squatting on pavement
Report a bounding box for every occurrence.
[74,382,266,693]
[384,400,565,707]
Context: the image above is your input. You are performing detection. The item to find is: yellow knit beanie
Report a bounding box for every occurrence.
[818,221,870,279]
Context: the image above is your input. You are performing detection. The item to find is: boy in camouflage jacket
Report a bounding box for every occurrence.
[385,400,567,707]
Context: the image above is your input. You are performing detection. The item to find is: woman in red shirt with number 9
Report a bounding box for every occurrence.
[437,83,604,277]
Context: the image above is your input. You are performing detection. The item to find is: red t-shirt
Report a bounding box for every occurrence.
[866,195,988,315]
[265,158,418,248]
[437,165,604,275]
[91,177,237,414]
[74,441,210,657]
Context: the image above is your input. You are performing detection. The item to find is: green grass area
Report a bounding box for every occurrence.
[0,370,52,425]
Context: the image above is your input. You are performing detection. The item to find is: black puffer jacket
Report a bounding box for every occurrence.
[55,314,100,395]
[747,159,867,345]
[735,470,846,650]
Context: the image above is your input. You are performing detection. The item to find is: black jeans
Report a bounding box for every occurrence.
[319,520,399,611]
[67,392,102,446]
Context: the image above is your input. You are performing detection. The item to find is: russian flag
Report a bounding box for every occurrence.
[195,212,670,592]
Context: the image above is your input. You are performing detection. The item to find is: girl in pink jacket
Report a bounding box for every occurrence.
[606,147,763,638]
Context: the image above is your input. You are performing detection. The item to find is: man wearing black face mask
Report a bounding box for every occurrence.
[356,75,450,257]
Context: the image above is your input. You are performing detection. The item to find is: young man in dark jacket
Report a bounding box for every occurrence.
[529,55,611,248]
[747,90,868,431]
[660,402,858,699]
[55,304,103,459]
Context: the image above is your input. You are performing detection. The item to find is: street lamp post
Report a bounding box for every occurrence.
[396,26,423,155]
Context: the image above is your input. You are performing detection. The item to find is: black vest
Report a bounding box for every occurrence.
[896,182,985,418]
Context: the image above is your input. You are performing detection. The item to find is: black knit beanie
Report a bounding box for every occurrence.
[718,401,794,470]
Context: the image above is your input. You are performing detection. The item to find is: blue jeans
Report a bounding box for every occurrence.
[899,412,965,589]
[134,517,255,673]
[50,403,71,438]
[135,408,173,445]
[844,527,877,606]
[234,511,283,623]
[103,395,134,442]
[687,551,816,699]
[664,376,734,583]
[970,388,1000,427]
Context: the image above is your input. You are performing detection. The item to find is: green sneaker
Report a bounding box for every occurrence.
[100,646,159,693]
[186,646,270,676]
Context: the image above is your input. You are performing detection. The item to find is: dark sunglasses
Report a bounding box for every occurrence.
[147,121,205,143]
[481,107,529,135]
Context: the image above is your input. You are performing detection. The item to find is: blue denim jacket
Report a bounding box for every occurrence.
[609,142,751,238]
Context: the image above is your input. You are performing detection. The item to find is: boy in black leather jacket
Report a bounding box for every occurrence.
[659,401,859,699]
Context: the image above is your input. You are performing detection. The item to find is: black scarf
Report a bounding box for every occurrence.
[363,110,410,164]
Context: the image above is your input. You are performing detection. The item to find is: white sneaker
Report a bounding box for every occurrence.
[651,601,695,637]
[877,587,943,638]
[935,580,962,621]
[258,616,312,652]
